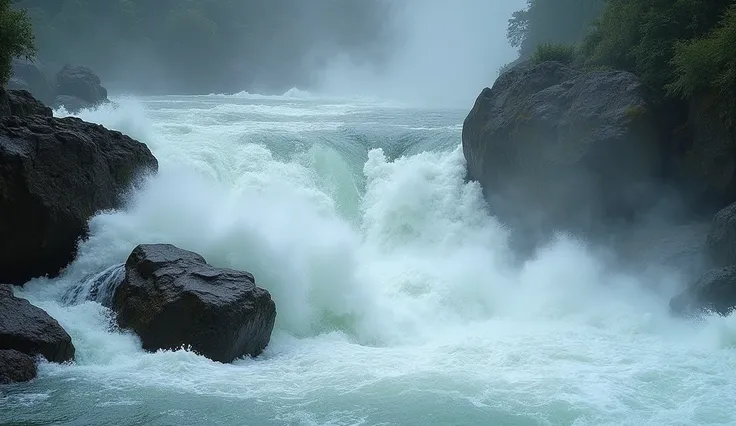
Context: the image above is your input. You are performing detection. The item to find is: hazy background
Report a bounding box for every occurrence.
[13,0,523,104]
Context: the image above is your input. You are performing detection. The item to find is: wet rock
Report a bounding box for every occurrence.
[6,89,53,117]
[0,349,37,384]
[0,285,75,362]
[113,244,277,363]
[0,90,158,284]
[462,61,660,243]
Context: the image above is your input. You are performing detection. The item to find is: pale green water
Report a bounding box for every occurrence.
[2,91,736,426]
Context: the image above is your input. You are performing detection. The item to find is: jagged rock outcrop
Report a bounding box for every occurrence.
[462,61,660,243]
[0,284,75,364]
[0,349,38,384]
[113,244,277,363]
[54,65,108,112]
[0,87,158,285]
[6,89,53,117]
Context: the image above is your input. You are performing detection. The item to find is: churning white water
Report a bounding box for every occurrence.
[2,92,736,425]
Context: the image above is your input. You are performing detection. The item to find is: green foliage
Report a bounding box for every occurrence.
[508,0,605,58]
[530,43,577,65]
[668,5,736,100]
[581,0,734,96]
[0,0,36,84]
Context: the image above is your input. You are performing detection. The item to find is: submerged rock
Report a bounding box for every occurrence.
[462,61,660,243]
[0,88,158,284]
[113,244,277,363]
[669,265,736,316]
[0,349,38,384]
[0,284,75,363]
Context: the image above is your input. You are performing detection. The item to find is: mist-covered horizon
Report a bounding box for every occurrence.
[14,0,523,105]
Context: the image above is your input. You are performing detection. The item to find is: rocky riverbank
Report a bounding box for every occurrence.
[0,89,277,383]
[462,59,736,317]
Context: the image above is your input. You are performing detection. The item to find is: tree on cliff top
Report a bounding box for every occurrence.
[507,0,604,58]
[0,0,35,84]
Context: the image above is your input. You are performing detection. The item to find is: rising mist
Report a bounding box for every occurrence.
[315,0,525,106]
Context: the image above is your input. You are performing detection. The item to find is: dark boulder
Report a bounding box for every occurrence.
[0,284,75,362]
[669,265,736,316]
[0,92,158,285]
[113,244,277,363]
[0,349,38,384]
[55,65,108,108]
[462,61,660,242]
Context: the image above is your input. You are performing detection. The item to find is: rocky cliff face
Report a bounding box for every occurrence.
[0,86,158,285]
[463,60,736,316]
[462,61,660,247]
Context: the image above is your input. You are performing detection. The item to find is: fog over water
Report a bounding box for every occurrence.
[4,1,736,425]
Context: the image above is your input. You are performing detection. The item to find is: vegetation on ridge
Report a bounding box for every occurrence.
[509,0,736,120]
[0,0,35,84]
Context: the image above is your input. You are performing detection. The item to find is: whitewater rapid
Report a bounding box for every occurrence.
[2,92,736,425]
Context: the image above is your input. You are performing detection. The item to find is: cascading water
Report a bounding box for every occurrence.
[2,92,736,426]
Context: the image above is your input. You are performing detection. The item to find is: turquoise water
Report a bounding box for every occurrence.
[2,91,736,426]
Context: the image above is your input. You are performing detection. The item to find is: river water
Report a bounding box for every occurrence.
[2,91,735,425]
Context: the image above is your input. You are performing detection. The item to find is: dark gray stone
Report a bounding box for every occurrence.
[55,65,107,106]
[0,97,158,285]
[113,244,277,363]
[0,349,37,384]
[0,285,75,362]
[462,61,660,243]
[7,90,53,117]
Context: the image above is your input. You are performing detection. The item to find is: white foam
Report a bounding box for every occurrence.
[14,94,736,425]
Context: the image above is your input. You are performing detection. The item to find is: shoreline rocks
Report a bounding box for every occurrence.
[0,284,75,383]
[113,244,277,363]
[0,86,158,285]
[0,349,38,384]
[462,61,660,247]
